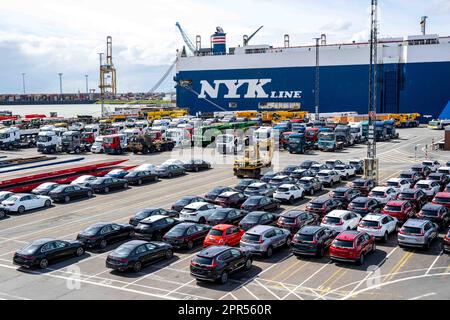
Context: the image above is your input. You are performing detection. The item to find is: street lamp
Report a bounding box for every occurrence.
[21,73,26,94]
[85,74,89,94]
[58,73,63,98]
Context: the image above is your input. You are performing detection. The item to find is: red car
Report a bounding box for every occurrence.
[432,192,450,208]
[396,188,428,211]
[329,230,375,265]
[203,224,245,248]
[381,200,416,223]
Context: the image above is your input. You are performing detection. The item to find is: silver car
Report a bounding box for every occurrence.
[244,182,274,197]
[398,219,438,249]
[316,170,342,187]
[239,225,291,258]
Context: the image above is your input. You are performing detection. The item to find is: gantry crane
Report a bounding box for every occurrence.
[99,36,117,97]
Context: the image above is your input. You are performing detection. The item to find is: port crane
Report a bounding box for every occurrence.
[243,26,264,46]
[175,22,196,54]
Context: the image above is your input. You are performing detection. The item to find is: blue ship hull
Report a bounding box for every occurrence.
[175,61,450,120]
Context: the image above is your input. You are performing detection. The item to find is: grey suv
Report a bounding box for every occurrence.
[239,225,291,257]
[244,182,274,197]
[398,219,439,249]
[297,177,323,196]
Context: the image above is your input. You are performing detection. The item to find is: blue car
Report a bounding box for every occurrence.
[106,169,129,179]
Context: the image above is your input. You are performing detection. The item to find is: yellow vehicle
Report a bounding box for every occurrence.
[146,109,188,121]
[261,111,308,124]
[54,122,68,129]
[236,111,258,118]
[233,138,273,179]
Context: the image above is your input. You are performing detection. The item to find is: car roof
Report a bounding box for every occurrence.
[326,210,352,217]
[334,187,351,192]
[173,222,197,229]
[429,173,445,177]
[246,211,267,216]
[354,178,369,183]
[300,177,314,181]
[435,192,450,198]
[386,200,406,206]
[118,240,148,247]
[246,196,264,200]
[272,175,289,179]
[416,180,433,184]
[184,202,209,209]
[198,246,230,257]
[422,203,444,210]
[403,219,428,228]
[298,225,323,235]
[31,238,56,245]
[141,215,169,223]
[372,187,391,192]
[311,196,329,204]
[212,224,234,231]
[278,184,296,189]
[336,230,361,241]
[247,225,275,234]
[219,191,239,197]
[281,210,306,218]
[387,178,403,182]
[88,222,111,228]
[249,182,267,187]
[318,170,333,174]
[352,197,370,203]
[400,188,418,193]
[363,214,386,222]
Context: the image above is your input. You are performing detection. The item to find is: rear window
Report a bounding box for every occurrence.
[193,256,214,265]
[416,184,430,189]
[384,205,402,212]
[309,202,324,208]
[387,181,399,187]
[352,202,367,208]
[421,209,439,217]
[277,187,290,193]
[332,191,346,197]
[360,220,379,228]
[401,227,422,234]
[333,240,354,248]
[280,217,296,224]
[242,233,261,242]
[353,181,366,187]
[294,234,314,242]
[399,192,414,199]
[371,191,386,197]
[323,217,341,224]
[215,196,229,202]
[209,229,224,236]
[400,174,413,179]
[434,197,450,203]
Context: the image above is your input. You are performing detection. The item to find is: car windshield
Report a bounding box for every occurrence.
[166,226,187,237]
[350,161,360,166]
[402,227,422,234]
[19,244,40,255]
[371,191,386,197]
[352,202,367,208]
[242,233,261,242]
[37,183,55,190]
[177,198,192,206]
[435,197,450,203]
[134,211,151,219]
[209,229,224,236]
[319,134,334,141]
[416,184,430,189]
[298,181,310,186]
[332,191,346,197]
[323,217,341,224]
[193,256,214,265]
[317,172,329,177]
[215,196,230,202]
[421,209,439,216]
[210,210,229,219]
[81,226,101,235]
[333,240,354,248]
[294,234,314,242]
[210,188,224,195]
[384,205,402,212]
[335,165,346,170]
[6,196,19,202]
[245,198,260,205]
[246,186,261,192]
[360,220,379,228]
[242,214,261,223]
[281,217,296,224]
[37,136,51,142]
[182,208,197,213]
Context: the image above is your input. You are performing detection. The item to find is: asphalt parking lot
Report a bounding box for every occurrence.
[0,127,449,300]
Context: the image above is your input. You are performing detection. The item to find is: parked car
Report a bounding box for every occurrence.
[291,226,338,258]
[325,159,344,168]
[238,211,278,231]
[13,238,85,269]
[385,178,412,192]
[277,210,319,233]
[297,177,323,196]
[299,160,318,170]
[205,186,235,202]
[349,178,376,196]
[446,183,450,193]
[48,184,93,203]
[368,187,398,205]
[329,187,361,209]
[414,180,441,199]
[396,188,428,211]
[427,173,450,190]
[106,169,129,179]
[76,222,134,249]
[399,171,422,186]
[183,159,211,172]
[179,202,219,223]
[134,163,157,172]
[273,184,305,204]
[171,195,207,212]
[83,177,128,193]
[129,208,178,226]
[268,175,296,189]
[206,208,247,226]
[290,168,315,180]
[334,164,356,180]
[213,191,247,208]
[321,210,361,232]
[1,193,52,213]
[437,166,450,176]
[244,182,274,197]
[443,230,450,253]
[316,170,342,187]
[348,159,364,175]
[106,240,173,272]
[260,171,280,183]
[432,192,450,208]
[203,224,245,248]
[234,179,260,192]
[124,170,159,185]
[70,175,97,186]
[162,222,211,249]
[305,196,342,216]
[31,182,60,196]
[190,246,253,284]
[348,197,382,217]
[410,164,431,179]
[155,164,185,178]
[310,164,332,175]
[329,230,375,265]
[417,203,450,229]
[240,225,291,257]
[381,200,416,223]
[357,213,398,242]
[134,215,180,241]
[422,160,441,172]
[398,219,438,249]
[241,196,280,212]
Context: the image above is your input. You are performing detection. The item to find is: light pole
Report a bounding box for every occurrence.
[98,52,104,117]
[21,73,26,94]
[313,37,320,121]
[58,73,63,99]
[85,75,89,94]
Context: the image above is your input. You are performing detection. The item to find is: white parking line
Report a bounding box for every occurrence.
[425,250,443,275]
[409,292,436,300]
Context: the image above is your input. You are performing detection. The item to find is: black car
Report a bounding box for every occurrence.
[171,196,207,212]
[410,164,431,179]
[124,170,159,185]
[399,171,422,186]
[190,246,252,284]
[260,171,280,183]
[213,191,247,208]
[241,196,280,212]
[277,210,319,233]
[238,211,277,231]
[329,187,362,208]
[76,222,135,249]
[290,169,315,180]
[396,188,428,210]
[427,173,450,190]
[418,203,450,229]
[268,175,296,189]
[291,226,338,258]
[13,238,85,269]
[134,215,180,241]
[129,208,178,226]
[348,197,381,216]
[299,160,318,170]
[281,165,301,176]
[206,208,247,226]
[162,222,211,249]
[31,183,60,196]
[305,196,342,216]
[183,159,211,172]
[48,184,93,203]
[106,240,173,272]
[349,178,376,196]
[83,177,129,193]
[234,179,260,192]
[0,206,8,219]
[204,186,235,202]
[155,164,186,178]
[349,160,364,175]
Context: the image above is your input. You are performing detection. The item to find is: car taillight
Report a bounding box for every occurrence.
[336,220,344,226]
[321,217,326,224]
[258,238,264,244]
[87,236,96,241]
[22,255,35,260]
[118,258,128,263]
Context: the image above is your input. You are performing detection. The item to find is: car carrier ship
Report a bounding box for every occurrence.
[175,27,450,120]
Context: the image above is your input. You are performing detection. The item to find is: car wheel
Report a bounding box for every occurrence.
[133,261,142,273]
[317,246,325,258]
[187,240,194,250]
[100,239,107,249]
[424,240,431,250]
[138,179,143,185]
[266,246,273,258]
[44,200,51,207]
[320,185,324,191]
[289,196,295,205]
[0,211,5,219]
[64,196,70,203]
[383,232,388,243]
[87,191,93,198]
[39,258,49,269]
[76,247,85,257]
[371,243,376,253]
[168,173,173,179]
[165,249,173,260]
[357,254,365,266]
[18,206,25,214]
[244,258,252,270]
[195,167,199,172]
[310,189,314,196]
[199,217,206,224]
[123,183,128,189]
[219,271,229,284]
[104,187,109,193]
[285,237,292,247]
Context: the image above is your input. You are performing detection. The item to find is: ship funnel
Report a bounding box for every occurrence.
[321,34,327,45]
[211,27,226,55]
[284,34,290,48]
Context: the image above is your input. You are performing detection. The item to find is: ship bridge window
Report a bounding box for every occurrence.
[245,48,267,54]
[408,39,439,46]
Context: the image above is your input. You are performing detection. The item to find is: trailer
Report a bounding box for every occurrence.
[0,127,39,150]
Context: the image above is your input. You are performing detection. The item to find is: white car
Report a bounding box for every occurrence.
[179,202,219,223]
[414,180,441,198]
[437,167,450,176]
[273,184,305,203]
[2,194,52,213]
[316,170,341,187]
[90,136,105,154]
[422,160,441,173]
[357,214,398,242]
[385,178,411,192]
[334,164,356,180]
[368,187,398,205]
[320,210,361,232]
[0,191,14,202]
[325,159,344,168]
[134,163,157,173]
[71,175,97,186]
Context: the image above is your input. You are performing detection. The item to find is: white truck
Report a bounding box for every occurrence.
[216,134,244,154]
[0,127,39,149]
[36,127,67,153]
[84,124,100,137]
[91,136,105,154]
[349,122,365,143]
[166,128,191,147]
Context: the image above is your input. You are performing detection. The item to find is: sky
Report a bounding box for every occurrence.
[0,0,449,94]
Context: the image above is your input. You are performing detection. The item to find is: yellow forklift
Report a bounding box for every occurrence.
[233,137,274,179]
